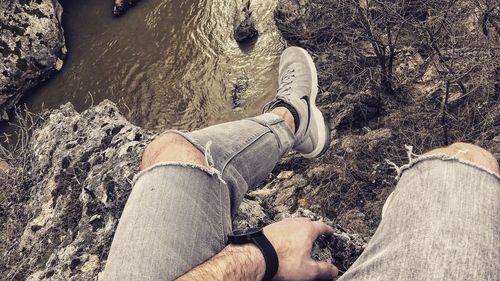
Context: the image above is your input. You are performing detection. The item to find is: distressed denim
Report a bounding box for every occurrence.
[339,158,499,281]
[102,113,295,280]
[102,112,500,281]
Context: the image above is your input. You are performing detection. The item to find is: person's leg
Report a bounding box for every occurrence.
[102,47,329,280]
[339,142,500,281]
[101,111,295,280]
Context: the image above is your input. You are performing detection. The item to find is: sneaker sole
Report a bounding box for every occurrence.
[296,48,331,158]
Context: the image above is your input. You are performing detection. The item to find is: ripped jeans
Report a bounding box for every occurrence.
[102,113,500,280]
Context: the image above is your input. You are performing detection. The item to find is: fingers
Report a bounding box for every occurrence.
[310,261,338,280]
[311,221,334,238]
[283,218,334,239]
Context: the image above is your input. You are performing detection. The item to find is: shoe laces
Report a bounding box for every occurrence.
[277,68,295,96]
[262,68,296,113]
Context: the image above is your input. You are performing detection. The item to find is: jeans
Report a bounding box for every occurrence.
[102,113,500,280]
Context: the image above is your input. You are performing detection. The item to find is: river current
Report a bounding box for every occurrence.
[18,0,284,132]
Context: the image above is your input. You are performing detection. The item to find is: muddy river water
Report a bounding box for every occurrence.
[19,0,284,132]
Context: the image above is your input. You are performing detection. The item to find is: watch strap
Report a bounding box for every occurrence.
[252,234,279,280]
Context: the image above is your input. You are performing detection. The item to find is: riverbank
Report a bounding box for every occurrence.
[0,0,144,121]
[2,0,285,134]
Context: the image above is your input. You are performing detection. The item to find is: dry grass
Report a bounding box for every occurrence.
[0,107,43,280]
[274,0,499,236]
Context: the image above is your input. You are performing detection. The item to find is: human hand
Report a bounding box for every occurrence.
[263,217,338,280]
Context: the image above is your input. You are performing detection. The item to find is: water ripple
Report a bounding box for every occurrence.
[18,0,284,133]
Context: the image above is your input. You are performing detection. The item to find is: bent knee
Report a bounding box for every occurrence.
[141,133,206,170]
[142,133,186,160]
[424,142,499,175]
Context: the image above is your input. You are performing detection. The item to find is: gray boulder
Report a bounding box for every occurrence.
[1,101,152,280]
[231,74,249,109]
[234,0,259,43]
[113,0,143,16]
[0,0,66,120]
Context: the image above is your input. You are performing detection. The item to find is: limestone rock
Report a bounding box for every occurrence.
[234,1,259,43]
[276,170,294,179]
[0,160,9,173]
[0,0,66,120]
[231,75,249,109]
[1,100,152,280]
[113,0,142,16]
[233,197,270,229]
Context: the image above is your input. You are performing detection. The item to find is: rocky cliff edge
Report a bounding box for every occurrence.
[0,100,365,280]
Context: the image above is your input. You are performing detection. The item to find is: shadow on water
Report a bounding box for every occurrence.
[1,0,284,141]
[238,36,259,54]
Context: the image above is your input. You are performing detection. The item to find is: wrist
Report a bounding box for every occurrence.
[225,244,266,280]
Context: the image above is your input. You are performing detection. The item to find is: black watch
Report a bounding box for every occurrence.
[227,227,279,280]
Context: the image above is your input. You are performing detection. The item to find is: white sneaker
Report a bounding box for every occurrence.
[264,46,331,158]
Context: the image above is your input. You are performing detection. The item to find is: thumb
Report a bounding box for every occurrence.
[311,261,338,280]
